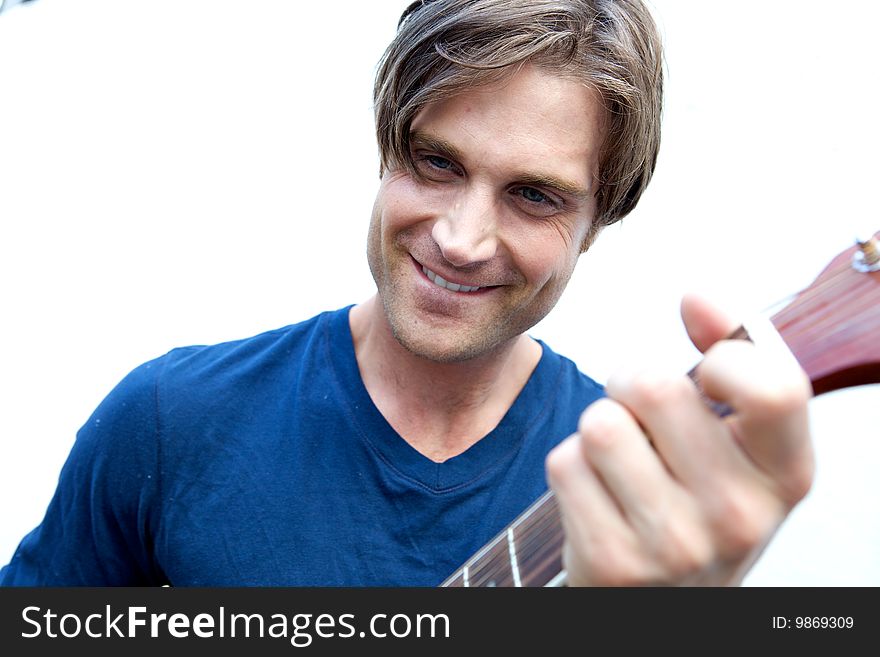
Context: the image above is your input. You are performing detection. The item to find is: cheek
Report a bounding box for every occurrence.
[366,200,383,281]
[509,223,582,289]
[375,172,445,232]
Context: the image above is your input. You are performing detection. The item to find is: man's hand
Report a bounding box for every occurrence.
[546,294,814,586]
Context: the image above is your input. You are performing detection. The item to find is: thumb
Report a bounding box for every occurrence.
[680,293,740,354]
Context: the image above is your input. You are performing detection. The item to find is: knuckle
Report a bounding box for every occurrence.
[704,340,812,417]
[565,533,648,587]
[633,497,714,581]
[615,369,692,411]
[653,520,713,580]
[703,338,746,361]
[771,455,815,508]
[585,545,643,587]
[786,460,815,503]
[577,399,626,451]
[742,376,810,419]
[708,486,777,558]
[545,436,580,488]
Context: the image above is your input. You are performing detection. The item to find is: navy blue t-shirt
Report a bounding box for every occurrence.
[0,307,604,586]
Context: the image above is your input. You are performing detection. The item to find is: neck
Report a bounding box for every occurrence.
[349,296,542,462]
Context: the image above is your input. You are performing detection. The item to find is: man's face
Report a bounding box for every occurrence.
[367,65,604,362]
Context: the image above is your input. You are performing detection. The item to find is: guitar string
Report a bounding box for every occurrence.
[743,254,862,331]
[469,502,556,586]
[444,531,508,586]
[474,495,564,587]
[769,260,862,323]
[786,283,879,351]
[769,264,878,364]
[786,267,878,330]
[444,499,542,586]
[452,493,560,587]
[515,499,565,585]
[513,495,561,560]
[500,493,565,586]
[470,537,517,587]
[470,493,563,586]
[793,300,880,378]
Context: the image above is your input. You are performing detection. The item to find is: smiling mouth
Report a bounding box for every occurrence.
[420,264,483,293]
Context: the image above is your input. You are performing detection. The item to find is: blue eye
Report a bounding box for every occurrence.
[412,152,462,181]
[509,185,563,218]
[426,155,454,170]
[519,187,549,204]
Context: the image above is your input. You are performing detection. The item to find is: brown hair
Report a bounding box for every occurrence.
[373,0,664,239]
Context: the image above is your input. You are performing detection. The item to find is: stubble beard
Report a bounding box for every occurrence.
[366,213,571,364]
[381,285,515,364]
[367,225,520,364]
[371,254,561,365]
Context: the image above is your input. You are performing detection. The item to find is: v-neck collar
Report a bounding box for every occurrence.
[324,306,562,493]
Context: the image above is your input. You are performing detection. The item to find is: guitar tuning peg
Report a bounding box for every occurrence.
[853,234,880,272]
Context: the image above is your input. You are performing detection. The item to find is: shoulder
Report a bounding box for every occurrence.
[93,306,352,432]
[79,305,352,470]
[154,306,351,388]
[534,339,605,411]
[535,338,604,391]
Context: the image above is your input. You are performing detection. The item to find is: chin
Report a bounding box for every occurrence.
[406,342,488,364]
[387,314,510,364]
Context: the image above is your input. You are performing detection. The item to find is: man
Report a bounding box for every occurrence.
[0,0,812,586]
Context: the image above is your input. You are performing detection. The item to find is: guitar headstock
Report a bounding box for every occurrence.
[770,231,880,395]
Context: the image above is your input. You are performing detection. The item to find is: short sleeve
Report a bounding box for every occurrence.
[0,357,165,585]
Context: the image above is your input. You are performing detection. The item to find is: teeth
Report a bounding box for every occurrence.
[421,265,481,293]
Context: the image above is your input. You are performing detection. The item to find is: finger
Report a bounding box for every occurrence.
[680,293,740,354]
[548,432,658,585]
[546,431,627,531]
[575,398,682,528]
[575,399,723,582]
[546,430,633,583]
[698,339,814,504]
[605,367,753,493]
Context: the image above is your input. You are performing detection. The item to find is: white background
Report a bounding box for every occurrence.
[0,0,877,585]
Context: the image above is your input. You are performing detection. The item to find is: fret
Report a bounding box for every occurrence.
[469,538,513,587]
[545,571,568,587]
[512,493,563,586]
[507,528,522,587]
[440,528,511,587]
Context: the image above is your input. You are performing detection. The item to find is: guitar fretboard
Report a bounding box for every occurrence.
[440,490,565,587]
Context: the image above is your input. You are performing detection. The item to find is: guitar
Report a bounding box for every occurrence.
[441,232,880,587]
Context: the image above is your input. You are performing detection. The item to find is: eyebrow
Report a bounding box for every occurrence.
[409,130,593,200]
[409,131,466,165]
[513,172,592,201]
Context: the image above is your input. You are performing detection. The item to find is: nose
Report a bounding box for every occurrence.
[431,187,499,267]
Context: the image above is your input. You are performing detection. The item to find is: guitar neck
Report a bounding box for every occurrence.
[440,489,565,587]
[440,234,880,587]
